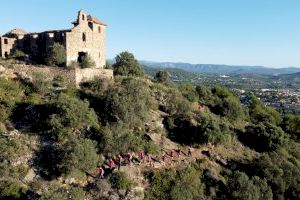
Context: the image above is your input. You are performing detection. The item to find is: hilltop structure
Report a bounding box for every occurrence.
[0,10,107,68]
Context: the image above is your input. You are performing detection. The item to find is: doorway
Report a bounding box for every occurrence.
[77,52,87,63]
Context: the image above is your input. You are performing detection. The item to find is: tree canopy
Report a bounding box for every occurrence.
[112,51,144,76]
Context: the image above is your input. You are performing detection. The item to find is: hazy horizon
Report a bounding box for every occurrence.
[1,0,300,67]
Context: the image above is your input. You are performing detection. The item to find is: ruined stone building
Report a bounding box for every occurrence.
[0,10,107,68]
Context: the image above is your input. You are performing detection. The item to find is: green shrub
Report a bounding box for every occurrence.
[209,86,245,122]
[253,152,300,199]
[96,123,157,156]
[31,72,51,94]
[58,138,99,178]
[162,89,192,116]
[67,61,79,69]
[0,137,25,162]
[112,51,144,76]
[49,93,99,132]
[249,95,282,125]
[46,43,66,66]
[0,179,24,199]
[281,114,300,141]
[52,76,65,87]
[145,167,204,200]
[103,78,155,128]
[178,83,198,102]
[11,50,26,60]
[80,54,96,68]
[226,171,273,200]
[197,112,232,145]
[242,122,288,152]
[40,186,84,200]
[196,85,214,105]
[109,171,134,190]
[155,70,170,83]
[0,78,23,121]
[166,112,231,146]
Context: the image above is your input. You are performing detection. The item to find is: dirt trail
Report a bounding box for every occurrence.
[72,110,223,189]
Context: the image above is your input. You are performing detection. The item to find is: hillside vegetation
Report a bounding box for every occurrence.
[0,53,299,200]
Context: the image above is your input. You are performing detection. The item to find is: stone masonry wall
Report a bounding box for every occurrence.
[0,64,113,86]
[75,68,113,84]
[65,11,106,68]
[0,37,16,58]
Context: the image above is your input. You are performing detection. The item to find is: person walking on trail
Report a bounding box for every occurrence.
[109,159,116,170]
[128,152,133,165]
[98,167,104,178]
[117,154,124,169]
[161,155,167,166]
[148,154,155,167]
[188,148,192,157]
[169,150,177,161]
[139,151,145,164]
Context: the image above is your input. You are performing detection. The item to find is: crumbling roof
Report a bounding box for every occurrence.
[4,28,27,37]
[27,29,71,35]
[42,29,71,33]
[8,28,27,35]
[87,15,108,26]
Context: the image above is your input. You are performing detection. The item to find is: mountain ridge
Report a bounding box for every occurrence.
[139,60,300,75]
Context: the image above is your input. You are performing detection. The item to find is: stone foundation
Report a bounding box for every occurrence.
[0,64,113,86]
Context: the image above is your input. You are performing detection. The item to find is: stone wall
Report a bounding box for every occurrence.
[0,37,16,58]
[0,10,106,67]
[75,68,113,84]
[0,64,113,86]
[65,10,106,68]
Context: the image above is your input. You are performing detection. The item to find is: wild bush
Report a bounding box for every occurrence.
[226,171,273,200]
[242,122,288,152]
[113,51,144,76]
[178,83,198,102]
[80,54,96,68]
[145,166,204,200]
[46,43,66,66]
[57,138,99,178]
[0,179,25,199]
[48,93,99,132]
[109,171,134,190]
[0,78,23,121]
[103,78,155,128]
[155,70,170,83]
[40,186,84,200]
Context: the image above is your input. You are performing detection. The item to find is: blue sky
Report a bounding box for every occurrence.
[1,0,299,67]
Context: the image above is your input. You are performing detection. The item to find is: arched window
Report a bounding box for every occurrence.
[98,26,101,33]
[82,32,86,42]
[82,14,85,20]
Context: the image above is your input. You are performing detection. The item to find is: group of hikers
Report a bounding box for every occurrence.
[97,148,192,178]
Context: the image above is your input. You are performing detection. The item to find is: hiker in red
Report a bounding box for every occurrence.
[139,151,145,163]
[171,151,177,158]
[161,155,167,166]
[128,153,133,165]
[109,159,116,170]
[148,154,154,167]
[98,167,104,178]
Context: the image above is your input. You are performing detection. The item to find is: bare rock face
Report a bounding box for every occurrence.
[15,71,33,82]
[24,168,37,182]
[0,65,5,72]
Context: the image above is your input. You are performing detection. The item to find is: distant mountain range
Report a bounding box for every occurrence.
[139,61,300,75]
